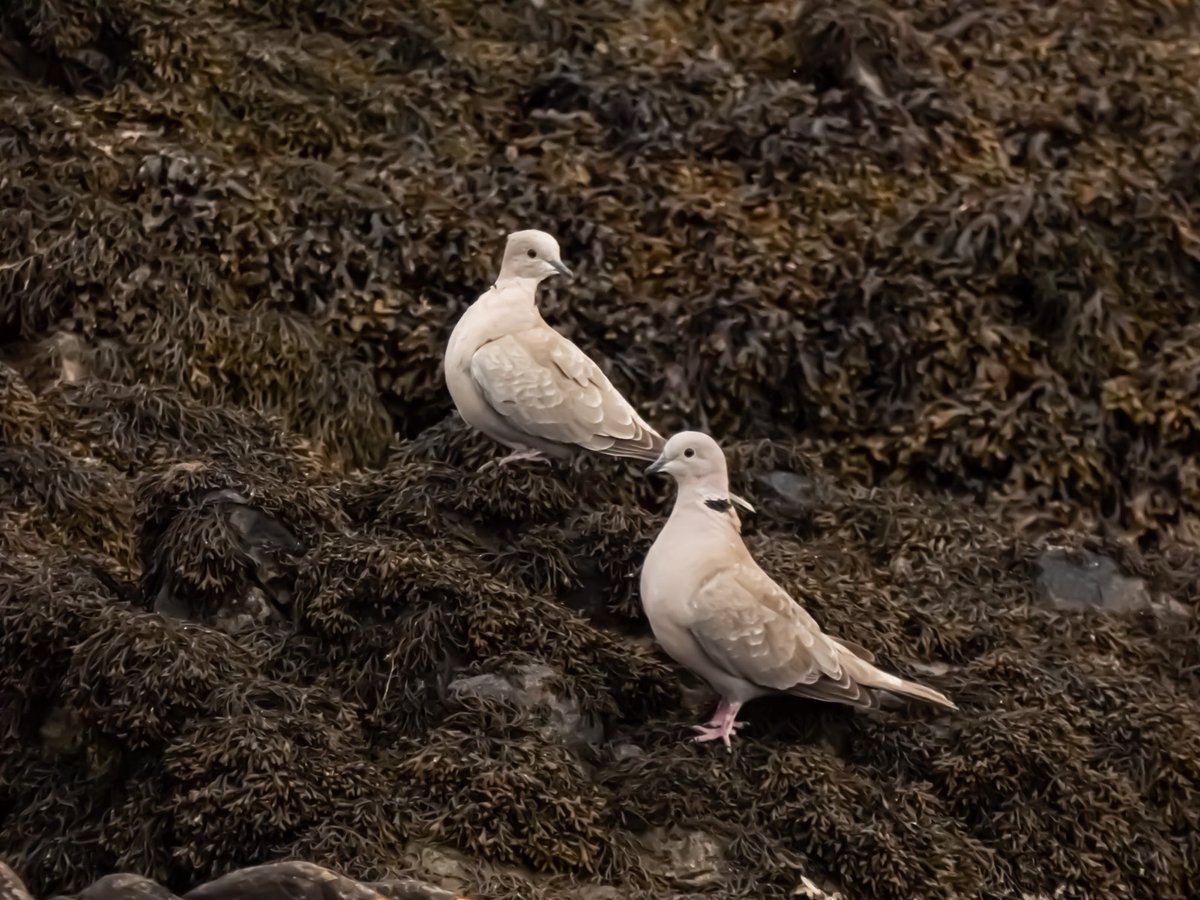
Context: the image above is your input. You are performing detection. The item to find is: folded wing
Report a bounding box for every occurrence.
[687,561,880,708]
[470,326,664,460]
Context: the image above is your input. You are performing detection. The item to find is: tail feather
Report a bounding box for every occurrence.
[730,493,756,514]
[784,656,956,712]
[837,651,957,711]
[831,636,877,664]
[597,423,665,462]
[867,667,958,711]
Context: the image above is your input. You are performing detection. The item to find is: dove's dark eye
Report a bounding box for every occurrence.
[684,448,695,458]
[526,249,537,258]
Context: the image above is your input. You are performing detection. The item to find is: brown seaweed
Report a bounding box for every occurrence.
[3,0,1200,898]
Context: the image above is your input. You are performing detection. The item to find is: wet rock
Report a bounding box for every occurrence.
[74,874,180,900]
[38,705,85,757]
[755,471,818,513]
[569,888,621,900]
[185,862,458,900]
[397,845,476,897]
[0,862,34,900]
[366,878,464,900]
[209,584,285,635]
[636,827,726,888]
[148,488,303,633]
[447,663,604,746]
[610,742,644,761]
[1035,548,1150,614]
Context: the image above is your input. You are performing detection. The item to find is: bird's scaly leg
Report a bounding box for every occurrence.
[691,698,746,751]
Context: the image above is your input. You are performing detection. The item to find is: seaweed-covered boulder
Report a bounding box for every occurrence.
[2,375,1199,899]
[3,0,1200,898]
[183,863,460,900]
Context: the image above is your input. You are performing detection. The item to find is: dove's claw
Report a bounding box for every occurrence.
[479,448,549,472]
[690,698,744,750]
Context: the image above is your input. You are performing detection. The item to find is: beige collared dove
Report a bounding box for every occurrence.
[640,431,957,749]
[444,229,660,469]
[443,230,755,512]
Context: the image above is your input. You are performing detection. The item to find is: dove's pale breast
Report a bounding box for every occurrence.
[640,504,768,701]
[444,285,564,453]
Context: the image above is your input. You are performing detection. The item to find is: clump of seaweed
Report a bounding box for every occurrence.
[3,0,1200,898]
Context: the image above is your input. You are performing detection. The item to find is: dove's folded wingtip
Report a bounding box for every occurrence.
[731,493,756,514]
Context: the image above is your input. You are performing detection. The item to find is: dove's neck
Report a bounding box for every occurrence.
[475,277,543,327]
[492,272,545,294]
[670,478,741,534]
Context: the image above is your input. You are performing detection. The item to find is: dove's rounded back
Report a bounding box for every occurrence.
[498,230,570,283]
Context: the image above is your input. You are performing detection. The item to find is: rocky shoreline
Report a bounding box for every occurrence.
[3,0,1200,897]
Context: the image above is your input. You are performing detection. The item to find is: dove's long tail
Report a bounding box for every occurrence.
[855,662,958,711]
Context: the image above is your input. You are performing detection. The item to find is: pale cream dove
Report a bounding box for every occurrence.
[640,431,956,749]
[443,230,755,511]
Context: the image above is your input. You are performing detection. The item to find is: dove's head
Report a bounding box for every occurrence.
[498,229,573,284]
[645,431,729,490]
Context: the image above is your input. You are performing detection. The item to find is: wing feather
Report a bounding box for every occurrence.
[687,562,877,707]
[470,326,663,459]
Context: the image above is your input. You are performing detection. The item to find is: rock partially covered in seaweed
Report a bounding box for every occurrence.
[185,862,461,900]
[446,658,605,747]
[67,874,180,900]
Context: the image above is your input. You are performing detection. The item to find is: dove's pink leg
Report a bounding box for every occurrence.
[690,698,746,750]
[478,448,550,472]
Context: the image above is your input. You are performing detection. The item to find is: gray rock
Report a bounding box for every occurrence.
[755,471,818,514]
[211,584,286,635]
[1035,547,1149,613]
[77,874,180,900]
[365,877,464,900]
[185,862,457,900]
[636,827,725,888]
[794,876,845,899]
[39,704,85,757]
[185,862,381,900]
[153,490,302,633]
[569,888,622,900]
[398,844,475,896]
[448,663,603,746]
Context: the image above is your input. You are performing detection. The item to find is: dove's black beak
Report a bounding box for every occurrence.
[644,456,667,476]
[551,259,573,278]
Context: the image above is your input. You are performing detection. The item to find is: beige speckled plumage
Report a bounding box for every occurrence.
[444,229,664,469]
[640,431,956,749]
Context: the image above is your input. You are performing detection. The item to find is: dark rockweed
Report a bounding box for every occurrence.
[2,0,1200,898]
[2,357,1199,898]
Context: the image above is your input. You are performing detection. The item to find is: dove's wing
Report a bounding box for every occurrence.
[469,325,663,460]
[687,558,956,710]
[686,560,879,707]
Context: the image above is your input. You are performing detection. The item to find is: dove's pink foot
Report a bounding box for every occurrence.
[690,698,745,751]
[478,448,550,472]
